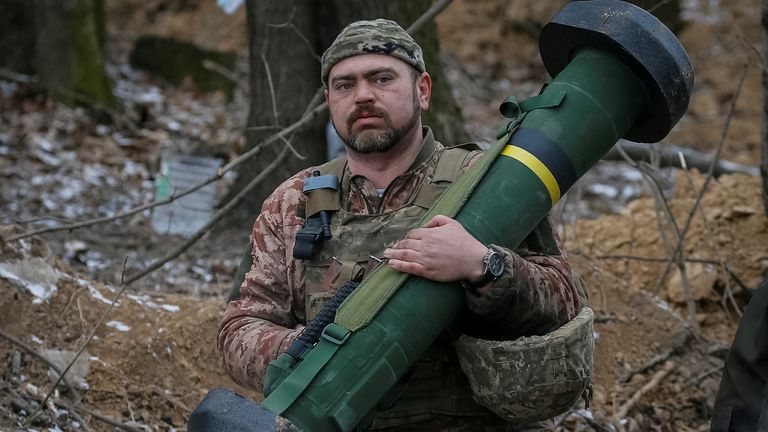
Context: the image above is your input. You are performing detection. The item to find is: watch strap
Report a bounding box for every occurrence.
[461,246,503,289]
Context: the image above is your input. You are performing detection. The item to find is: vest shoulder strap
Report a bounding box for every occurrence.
[304,157,347,217]
[317,156,347,179]
[413,143,482,209]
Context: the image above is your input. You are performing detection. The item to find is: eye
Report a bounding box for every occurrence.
[374,75,393,85]
[335,82,353,91]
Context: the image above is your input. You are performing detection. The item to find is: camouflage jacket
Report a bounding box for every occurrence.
[217,127,580,397]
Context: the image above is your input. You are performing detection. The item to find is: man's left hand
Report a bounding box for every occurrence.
[383,215,487,283]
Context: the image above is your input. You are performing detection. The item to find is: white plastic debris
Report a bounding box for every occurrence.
[39,348,90,390]
[0,257,59,303]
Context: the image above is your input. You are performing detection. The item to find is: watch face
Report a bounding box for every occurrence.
[487,250,505,278]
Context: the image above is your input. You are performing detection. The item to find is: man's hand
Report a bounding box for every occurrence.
[383,215,487,283]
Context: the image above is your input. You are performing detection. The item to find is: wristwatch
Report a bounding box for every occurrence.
[461,245,505,289]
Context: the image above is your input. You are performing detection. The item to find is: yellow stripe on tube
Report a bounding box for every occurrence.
[501,145,561,205]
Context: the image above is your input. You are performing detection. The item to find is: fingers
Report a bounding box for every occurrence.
[386,258,427,276]
[423,214,453,228]
[383,242,420,261]
[388,238,419,251]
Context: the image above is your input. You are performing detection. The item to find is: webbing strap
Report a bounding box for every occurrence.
[261,323,350,414]
[335,133,511,331]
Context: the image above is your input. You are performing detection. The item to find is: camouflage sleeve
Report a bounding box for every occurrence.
[217,170,312,392]
[464,218,580,338]
[460,151,579,338]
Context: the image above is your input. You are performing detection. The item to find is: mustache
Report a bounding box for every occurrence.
[346,104,389,126]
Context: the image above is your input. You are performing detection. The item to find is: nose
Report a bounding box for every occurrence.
[353,81,375,104]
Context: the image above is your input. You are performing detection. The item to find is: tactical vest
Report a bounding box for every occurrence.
[299,143,504,427]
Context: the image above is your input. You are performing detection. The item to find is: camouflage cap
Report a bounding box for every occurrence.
[321,18,425,85]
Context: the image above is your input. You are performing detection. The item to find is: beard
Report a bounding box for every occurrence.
[336,91,420,154]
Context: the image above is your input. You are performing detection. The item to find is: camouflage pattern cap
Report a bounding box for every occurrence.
[321,18,425,85]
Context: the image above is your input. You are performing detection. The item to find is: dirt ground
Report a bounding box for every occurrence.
[1,0,766,431]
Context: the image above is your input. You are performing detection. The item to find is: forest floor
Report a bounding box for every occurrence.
[0,0,765,431]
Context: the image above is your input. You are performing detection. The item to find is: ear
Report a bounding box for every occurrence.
[416,72,432,111]
[324,88,329,102]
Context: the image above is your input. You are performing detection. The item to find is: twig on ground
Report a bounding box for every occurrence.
[620,331,691,384]
[27,257,128,425]
[151,386,191,413]
[614,361,676,422]
[56,397,146,432]
[690,365,723,386]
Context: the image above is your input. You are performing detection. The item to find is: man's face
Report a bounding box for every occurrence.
[325,54,430,154]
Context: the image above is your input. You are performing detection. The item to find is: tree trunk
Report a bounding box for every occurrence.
[0,0,36,74]
[763,0,768,214]
[226,0,327,224]
[34,0,115,110]
[227,0,466,224]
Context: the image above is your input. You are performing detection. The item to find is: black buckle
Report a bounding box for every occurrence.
[292,217,325,259]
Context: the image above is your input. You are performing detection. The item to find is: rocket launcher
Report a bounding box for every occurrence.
[188,0,694,430]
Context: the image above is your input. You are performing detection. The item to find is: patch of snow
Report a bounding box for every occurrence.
[71,276,114,305]
[30,335,44,345]
[0,258,59,303]
[161,304,180,313]
[106,321,131,332]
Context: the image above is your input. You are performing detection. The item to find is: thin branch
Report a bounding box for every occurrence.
[279,134,308,160]
[603,139,760,177]
[0,327,82,402]
[679,156,742,318]
[619,332,690,383]
[123,145,291,286]
[647,0,673,14]
[639,162,700,331]
[614,142,699,330]
[202,59,247,93]
[0,67,36,84]
[261,52,280,128]
[2,0,454,242]
[614,361,675,422]
[406,0,454,34]
[55,398,146,432]
[27,258,129,425]
[3,161,225,243]
[265,18,321,61]
[650,63,750,300]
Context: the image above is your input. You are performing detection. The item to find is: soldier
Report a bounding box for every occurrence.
[218,19,588,431]
[710,278,768,432]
